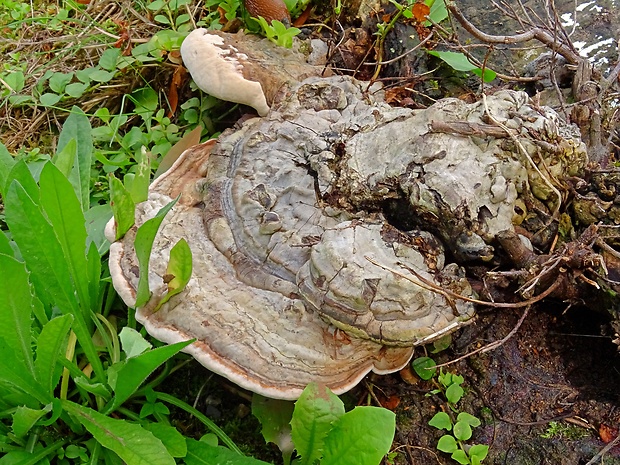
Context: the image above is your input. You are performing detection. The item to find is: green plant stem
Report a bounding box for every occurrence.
[372,3,406,81]
[117,406,142,422]
[155,391,243,455]
[19,439,66,465]
[25,429,40,453]
[89,441,102,465]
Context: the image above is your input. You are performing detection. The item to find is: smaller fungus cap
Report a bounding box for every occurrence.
[180,29,323,117]
[181,29,270,116]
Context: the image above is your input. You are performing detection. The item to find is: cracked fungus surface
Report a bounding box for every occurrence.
[108,76,587,399]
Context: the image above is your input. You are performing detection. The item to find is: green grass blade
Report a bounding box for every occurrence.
[133,197,179,308]
[5,181,75,310]
[85,204,113,254]
[53,137,77,178]
[0,231,14,257]
[156,238,192,310]
[0,335,50,405]
[156,392,242,455]
[107,339,192,412]
[87,242,102,313]
[4,181,105,381]
[35,314,73,396]
[39,162,91,312]
[62,400,175,465]
[185,439,270,465]
[58,106,93,211]
[0,141,16,198]
[109,174,136,240]
[0,253,36,377]
[7,160,40,203]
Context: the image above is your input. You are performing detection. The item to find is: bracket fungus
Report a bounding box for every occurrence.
[109,36,587,399]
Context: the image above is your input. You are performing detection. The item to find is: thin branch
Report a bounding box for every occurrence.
[448,4,580,64]
[432,305,532,369]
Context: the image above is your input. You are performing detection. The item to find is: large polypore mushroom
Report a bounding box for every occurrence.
[108,32,587,400]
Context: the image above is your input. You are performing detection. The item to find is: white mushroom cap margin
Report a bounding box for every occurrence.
[180,29,270,116]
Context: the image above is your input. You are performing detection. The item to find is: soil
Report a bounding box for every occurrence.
[388,305,620,464]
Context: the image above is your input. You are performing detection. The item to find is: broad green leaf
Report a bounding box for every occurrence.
[5,181,104,381]
[58,107,93,211]
[0,232,13,257]
[107,339,192,411]
[453,420,472,441]
[252,394,294,463]
[143,423,187,458]
[425,0,448,25]
[0,253,35,375]
[0,142,16,197]
[35,314,73,396]
[451,449,470,465]
[49,72,73,94]
[0,335,50,405]
[199,434,219,447]
[436,434,458,453]
[99,48,121,71]
[119,327,152,358]
[0,440,64,465]
[185,439,270,465]
[457,411,481,427]
[156,238,192,310]
[12,403,52,438]
[131,87,158,123]
[428,50,477,72]
[53,138,77,178]
[469,444,489,463]
[39,162,91,311]
[133,197,179,308]
[7,160,39,202]
[85,204,113,254]
[73,376,112,398]
[65,82,89,98]
[428,51,497,82]
[124,147,150,203]
[445,383,464,404]
[39,92,61,106]
[109,175,135,240]
[5,181,75,309]
[89,69,116,83]
[9,94,34,106]
[4,71,25,92]
[62,400,175,465]
[431,334,452,353]
[290,383,345,465]
[429,412,452,431]
[321,406,395,465]
[411,356,436,380]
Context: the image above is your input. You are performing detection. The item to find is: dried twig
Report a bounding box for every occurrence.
[448,3,580,64]
[432,305,532,369]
